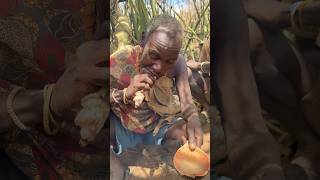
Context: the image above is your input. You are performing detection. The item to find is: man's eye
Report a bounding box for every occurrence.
[149,53,159,59]
[166,59,175,64]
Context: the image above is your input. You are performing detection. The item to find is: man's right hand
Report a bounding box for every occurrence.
[50,40,108,118]
[125,74,155,99]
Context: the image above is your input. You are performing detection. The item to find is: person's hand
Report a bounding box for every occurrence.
[243,0,290,29]
[50,40,108,118]
[186,60,201,71]
[182,114,203,151]
[125,74,155,99]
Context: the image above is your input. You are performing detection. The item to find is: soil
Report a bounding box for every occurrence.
[111,107,226,180]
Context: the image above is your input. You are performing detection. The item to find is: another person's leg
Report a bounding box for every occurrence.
[214,1,285,179]
[248,18,320,179]
[249,19,319,146]
[298,46,320,138]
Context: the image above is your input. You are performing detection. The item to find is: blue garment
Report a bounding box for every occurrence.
[110,111,181,154]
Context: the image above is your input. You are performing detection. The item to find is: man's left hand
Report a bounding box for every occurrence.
[185,114,203,151]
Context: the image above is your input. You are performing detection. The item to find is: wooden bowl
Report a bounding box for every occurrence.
[173,142,210,177]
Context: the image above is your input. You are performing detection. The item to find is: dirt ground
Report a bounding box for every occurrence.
[114,109,212,180]
[113,102,306,179]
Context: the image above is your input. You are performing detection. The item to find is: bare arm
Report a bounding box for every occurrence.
[0,89,43,133]
[243,0,320,29]
[0,40,108,141]
[176,57,195,108]
[175,56,203,149]
[243,0,290,28]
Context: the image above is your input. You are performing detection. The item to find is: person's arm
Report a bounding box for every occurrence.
[243,0,290,28]
[243,0,320,29]
[0,89,43,133]
[0,88,108,148]
[110,88,125,105]
[0,40,108,135]
[175,56,203,150]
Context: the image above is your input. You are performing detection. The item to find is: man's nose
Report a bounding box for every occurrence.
[152,61,162,73]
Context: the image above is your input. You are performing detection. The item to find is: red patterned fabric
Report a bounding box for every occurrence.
[0,1,108,179]
[110,45,160,134]
[0,0,20,16]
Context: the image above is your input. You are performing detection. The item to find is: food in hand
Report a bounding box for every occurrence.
[74,89,109,146]
[133,90,145,108]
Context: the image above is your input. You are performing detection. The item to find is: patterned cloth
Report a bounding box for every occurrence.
[110,45,161,134]
[0,0,108,179]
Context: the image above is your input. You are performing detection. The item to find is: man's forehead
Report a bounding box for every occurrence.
[148,30,181,51]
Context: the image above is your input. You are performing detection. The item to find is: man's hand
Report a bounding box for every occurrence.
[126,74,155,99]
[50,40,108,118]
[183,114,203,151]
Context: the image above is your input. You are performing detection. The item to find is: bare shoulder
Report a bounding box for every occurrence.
[172,54,187,78]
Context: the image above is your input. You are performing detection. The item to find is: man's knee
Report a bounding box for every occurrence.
[165,120,186,141]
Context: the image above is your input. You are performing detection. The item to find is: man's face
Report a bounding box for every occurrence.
[140,28,182,78]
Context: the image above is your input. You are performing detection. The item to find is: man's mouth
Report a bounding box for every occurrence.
[141,68,158,79]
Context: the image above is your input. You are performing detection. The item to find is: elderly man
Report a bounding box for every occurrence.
[109,14,203,155]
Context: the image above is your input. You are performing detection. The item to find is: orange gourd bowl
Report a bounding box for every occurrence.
[173,142,210,177]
